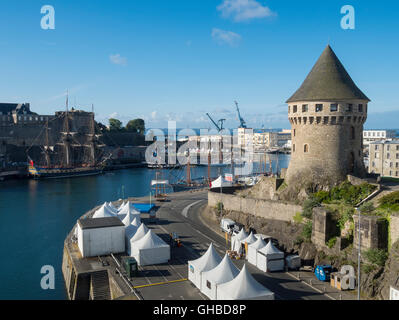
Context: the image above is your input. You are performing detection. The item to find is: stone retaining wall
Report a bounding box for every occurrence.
[208,190,301,222]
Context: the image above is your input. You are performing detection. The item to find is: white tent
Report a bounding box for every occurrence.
[201,254,240,300]
[130,230,170,266]
[126,223,149,256]
[92,204,117,219]
[216,264,274,300]
[125,217,141,240]
[188,243,222,290]
[231,228,248,253]
[105,202,119,213]
[211,176,233,188]
[256,241,285,272]
[247,237,267,266]
[240,232,257,257]
[118,202,141,222]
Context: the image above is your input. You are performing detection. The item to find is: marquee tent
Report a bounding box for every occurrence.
[256,241,285,272]
[247,237,267,266]
[92,204,117,219]
[125,217,141,240]
[216,264,274,300]
[118,202,141,222]
[130,230,170,266]
[200,254,240,300]
[127,223,149,256]
[106,202,119,213]
[188,243,222,290]
[240,232,258,257]
[231,228,248,253]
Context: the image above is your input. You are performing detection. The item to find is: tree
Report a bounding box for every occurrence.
[109,118,122,131]
[126,119,145,134]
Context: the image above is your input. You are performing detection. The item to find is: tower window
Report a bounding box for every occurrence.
[293,129,296,137]
[359,104,363,112]
[302,104,308,112]
[304,144,309,153]
[330,104,338,112]
[288,106,290,113]
[346,104,353,112]
[293,105,298,113]
[293,144,296,152]
[316,104,323,112]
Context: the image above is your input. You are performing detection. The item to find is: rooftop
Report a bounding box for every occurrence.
[369,139,399,145]
[287,45,370,103]
[78,217,124,230]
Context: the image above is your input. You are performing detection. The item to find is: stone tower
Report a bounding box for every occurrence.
[285,45,370,190]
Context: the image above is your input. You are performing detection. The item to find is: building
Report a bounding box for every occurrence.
[285,45,369,188]
[363,129,396,145]
[0,103,53,125]
[368,140,399,178]
[237,127,254,149]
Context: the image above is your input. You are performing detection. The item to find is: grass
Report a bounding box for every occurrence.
[378,191,399,212]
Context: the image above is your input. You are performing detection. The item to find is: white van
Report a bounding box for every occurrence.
[220,218,236,234]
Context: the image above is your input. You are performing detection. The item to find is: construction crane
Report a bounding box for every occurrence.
[206,113,226,132]
[234,101,247,128]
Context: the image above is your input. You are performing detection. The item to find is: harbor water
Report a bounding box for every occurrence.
[0,154,290,299]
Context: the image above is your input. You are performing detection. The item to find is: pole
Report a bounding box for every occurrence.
[357,207,361,300]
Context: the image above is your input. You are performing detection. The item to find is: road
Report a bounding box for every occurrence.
[151,190,335,300]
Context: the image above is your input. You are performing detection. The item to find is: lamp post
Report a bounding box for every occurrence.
[356,207,361,300]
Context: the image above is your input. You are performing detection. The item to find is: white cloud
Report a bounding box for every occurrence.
[217,0,276,22]
[211,28,242,47]
[109,54,128,66]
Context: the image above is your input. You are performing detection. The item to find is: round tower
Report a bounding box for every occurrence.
[285,45,370,189]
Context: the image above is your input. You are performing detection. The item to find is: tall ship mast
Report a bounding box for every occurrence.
[28,94,106,179]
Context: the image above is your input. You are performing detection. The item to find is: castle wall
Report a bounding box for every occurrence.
[208,190,301,222]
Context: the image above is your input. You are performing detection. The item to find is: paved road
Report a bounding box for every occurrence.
[152,190,335,300]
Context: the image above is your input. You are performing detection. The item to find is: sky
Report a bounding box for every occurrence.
[0,0,398,129]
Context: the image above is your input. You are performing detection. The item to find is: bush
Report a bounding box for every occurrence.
[378,191,399,212]
[293,212,303,224]
[216,202,224,212]
[362,263,377,274]
[337,207,354,231]
[359,202,375,215]
[301,221,313,242]
[326,237,337,249]
[302,196,321,219]
[364,248,388,267]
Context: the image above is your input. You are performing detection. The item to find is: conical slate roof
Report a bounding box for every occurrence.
[217,264,274,300]
[286,45,370,103]
[202,254,240,284]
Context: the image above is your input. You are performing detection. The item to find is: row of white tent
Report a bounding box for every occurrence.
[188,244,274,300]
[93,201,170,266]
[231,228,285,272]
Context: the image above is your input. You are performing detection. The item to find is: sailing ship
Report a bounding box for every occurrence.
[28,97,107,179]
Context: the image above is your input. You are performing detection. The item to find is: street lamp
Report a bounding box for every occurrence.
[356,207,361,300]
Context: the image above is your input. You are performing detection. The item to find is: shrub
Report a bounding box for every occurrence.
[302,196,321,219]
[326,237,337,249]
[364,248,388,267]
[378,191,399,212]
[293,212,303,224]
[216,202,224,212]
[301,221,313,242]
[359,202,375,215]
[362,263,377,274]
[337,207,354,231]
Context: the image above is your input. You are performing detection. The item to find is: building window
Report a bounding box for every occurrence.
[293,105,297,113]
[359,104,363,112]
[387,145,390,151]
[372,162,376,167]
[330,104,338,112]
[302,104,308,112]
[396,154,399,159]
[293,129,296,137]
[387,153,391,159]
[346,104,353,112]
[316,104,323,112]
[397,146,399,151]
[288,106,290,113]
[375,152,380,159]
[293,144,296,152]
[207,281,211,289]
[304,144,309,153]
[396,163,399,168]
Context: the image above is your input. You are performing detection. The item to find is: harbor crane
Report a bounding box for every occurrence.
[234,101,247,128]
[206,113,226,132]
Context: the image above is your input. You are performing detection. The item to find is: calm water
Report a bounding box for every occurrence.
[0,154,290,300]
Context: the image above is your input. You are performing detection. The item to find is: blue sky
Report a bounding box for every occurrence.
[0,0,398,129]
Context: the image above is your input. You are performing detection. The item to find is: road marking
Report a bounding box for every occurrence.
[286,272,335,300]
[133,278,188,289]
[182,200,204,218]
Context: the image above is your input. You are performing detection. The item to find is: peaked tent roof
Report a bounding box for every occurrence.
[188,243,222,272]
[286,45,370,103]
[249,237,267,250]
[217,264,274,300]
[202,254,240,284]
[258,241,283,255]
[129,223,149,242]
[132,229,169,249]
[92,204,117,219]
[241,232,257,244]
[234,228,248,242]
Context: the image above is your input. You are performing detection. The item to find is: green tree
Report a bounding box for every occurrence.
[109,118,123,131]
[126,119,145,134]
[359,202,375,215]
